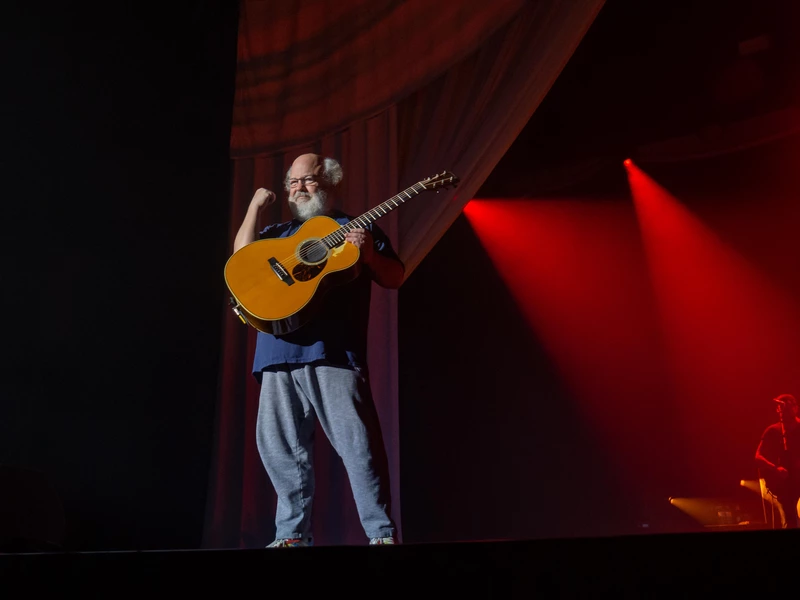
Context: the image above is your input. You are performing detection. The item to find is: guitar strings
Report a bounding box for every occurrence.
[270,182,430,272]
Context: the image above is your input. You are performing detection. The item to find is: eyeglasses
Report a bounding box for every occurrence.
[288,176,319,188]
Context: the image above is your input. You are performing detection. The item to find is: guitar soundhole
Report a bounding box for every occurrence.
[297,239,328,264]
[293,239,329,282]
[292,262,326,282]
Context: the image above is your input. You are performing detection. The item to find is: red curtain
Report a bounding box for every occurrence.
[204,0,605,548]
[229,0,527,158]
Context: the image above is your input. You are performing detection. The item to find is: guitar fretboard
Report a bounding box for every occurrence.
[322,182,426,248]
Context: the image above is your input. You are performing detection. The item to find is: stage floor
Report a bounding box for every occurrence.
[1,529,795,598]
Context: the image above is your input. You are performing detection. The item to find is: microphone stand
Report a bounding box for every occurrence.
[777,402,788,452]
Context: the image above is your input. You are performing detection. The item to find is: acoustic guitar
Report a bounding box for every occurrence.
[224,171,459,335]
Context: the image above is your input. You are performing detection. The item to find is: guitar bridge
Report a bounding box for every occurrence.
[268,257,295,286]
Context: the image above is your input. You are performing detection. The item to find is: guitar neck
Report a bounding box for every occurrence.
[322,182,426,248]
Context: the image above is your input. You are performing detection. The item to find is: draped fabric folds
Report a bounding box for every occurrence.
[204,0,605,548]
[230,0,527,158]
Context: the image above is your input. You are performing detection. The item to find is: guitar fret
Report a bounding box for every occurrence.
[324,174,456,248]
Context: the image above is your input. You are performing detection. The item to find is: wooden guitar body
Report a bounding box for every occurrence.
[224,215,361,335]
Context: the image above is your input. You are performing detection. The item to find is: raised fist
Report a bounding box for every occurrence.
[252,188,276,209]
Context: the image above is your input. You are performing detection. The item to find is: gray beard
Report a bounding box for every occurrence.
[289,188,328,221]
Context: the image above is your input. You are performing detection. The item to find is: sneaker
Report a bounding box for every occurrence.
[369,536,397,545]
[266,537,312,548]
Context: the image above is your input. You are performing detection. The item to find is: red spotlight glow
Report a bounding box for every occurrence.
[626,161,800,491]
[462,197,668,483]
[623,158,632,167]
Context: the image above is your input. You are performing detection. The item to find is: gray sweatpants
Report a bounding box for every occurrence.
[256,362,396,541]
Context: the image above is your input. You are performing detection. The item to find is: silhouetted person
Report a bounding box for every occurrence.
[755,393,800,528]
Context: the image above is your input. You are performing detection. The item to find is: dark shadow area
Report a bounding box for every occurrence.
[1,530,797,597]
[479,0,800,197]
[0,2,239,551]
[0,465,66,552]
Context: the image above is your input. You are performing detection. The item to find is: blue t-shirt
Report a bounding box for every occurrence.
[251,210,401,382]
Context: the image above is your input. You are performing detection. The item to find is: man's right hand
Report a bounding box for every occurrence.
[252,188,276,210]
[234,188,277,253]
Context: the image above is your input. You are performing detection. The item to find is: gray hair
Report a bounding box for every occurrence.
[284,157,344,191]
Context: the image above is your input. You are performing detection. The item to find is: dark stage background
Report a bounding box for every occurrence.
[2,0,799,553]
[398,0,800,542]
[1,2,240,551]
[398,132,800,542]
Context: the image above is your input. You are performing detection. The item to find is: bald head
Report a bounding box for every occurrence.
[290,153,324,180]
[284,154,343,192]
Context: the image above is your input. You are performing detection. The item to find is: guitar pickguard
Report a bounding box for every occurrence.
[292,261,327,282]
[290,237,332,282]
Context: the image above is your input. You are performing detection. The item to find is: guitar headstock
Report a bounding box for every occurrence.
[420,171,460,191]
